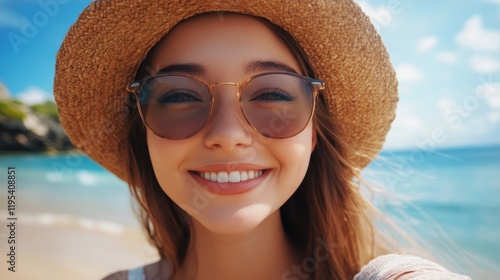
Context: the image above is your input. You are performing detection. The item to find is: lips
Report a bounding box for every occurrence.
[195,170,265,183]
[188,164,270,195]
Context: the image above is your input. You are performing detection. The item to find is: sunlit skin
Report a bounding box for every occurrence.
[146,14,317,279]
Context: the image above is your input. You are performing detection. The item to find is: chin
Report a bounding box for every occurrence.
[193,204,275,235]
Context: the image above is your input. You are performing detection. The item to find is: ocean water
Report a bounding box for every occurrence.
[366,146,500,278]
[0,151,134,227]
[0,145,499,278]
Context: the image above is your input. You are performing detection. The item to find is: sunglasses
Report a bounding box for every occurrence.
[127,72,325,140]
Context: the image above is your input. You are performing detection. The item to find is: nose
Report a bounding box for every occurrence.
[203,85,253,150]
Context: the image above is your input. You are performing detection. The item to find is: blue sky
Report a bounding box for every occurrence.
[0,0,499,150]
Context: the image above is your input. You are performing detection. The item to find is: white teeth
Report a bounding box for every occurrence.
[199,170,265,183]
[241,171,248,181]
[217,172,229,183]
[228,171,240,182]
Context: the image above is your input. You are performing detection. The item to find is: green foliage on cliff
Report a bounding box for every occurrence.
[30,101,59,120]
[0,100,26,120]
[0,99,60,121]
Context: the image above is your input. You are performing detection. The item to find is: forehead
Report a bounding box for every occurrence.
[148,13,300,78]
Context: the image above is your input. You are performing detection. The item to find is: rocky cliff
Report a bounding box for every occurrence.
[0,84,73,152]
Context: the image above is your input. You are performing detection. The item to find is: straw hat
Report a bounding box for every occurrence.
[54,0,398,181]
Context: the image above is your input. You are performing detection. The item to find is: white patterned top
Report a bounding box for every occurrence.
[103,254,471,280]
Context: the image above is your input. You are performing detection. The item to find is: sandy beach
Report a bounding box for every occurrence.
[0,212,158,280]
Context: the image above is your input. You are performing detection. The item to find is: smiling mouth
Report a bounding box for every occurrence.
[191,170,268,183]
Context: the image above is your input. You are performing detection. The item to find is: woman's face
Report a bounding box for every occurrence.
[146,13,316,235]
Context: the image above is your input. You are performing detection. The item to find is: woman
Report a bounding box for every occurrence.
[54,1,470,279]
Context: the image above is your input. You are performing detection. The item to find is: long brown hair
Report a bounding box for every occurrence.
[124,13,394,279]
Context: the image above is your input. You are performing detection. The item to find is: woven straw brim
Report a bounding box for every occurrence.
[54,0,398,181]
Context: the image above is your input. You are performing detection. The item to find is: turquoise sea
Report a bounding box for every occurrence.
[0,145,499,278]
[366,146,500,279]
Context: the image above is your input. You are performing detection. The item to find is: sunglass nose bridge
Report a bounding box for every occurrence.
[207,81,242,96]
[208,81,241,89]
[211,81,240,86]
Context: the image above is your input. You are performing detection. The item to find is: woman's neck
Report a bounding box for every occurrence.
[177,210,301,280]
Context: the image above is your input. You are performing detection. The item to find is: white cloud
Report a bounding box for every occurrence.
[396,64,425,82]
[458,115,496,137]
[436,51,459,64]
[416,36,438,53]
[476,83,500,109]
[397,115,424,129]
[438,97,455,112]
[489,96,500,108]
[386,105,424,139]
[77,171,98,186]
[0,10,22,29]
[357,1,392,29]
[456,15,500,51]
[469,55,500,73]
[17,87,52,105]
[384,111,427,150]
[489,112,500,122]
[485,84,500,108]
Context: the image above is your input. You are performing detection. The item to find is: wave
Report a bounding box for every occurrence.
[0,212,127,235]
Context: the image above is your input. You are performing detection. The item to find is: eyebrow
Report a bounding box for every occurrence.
[244,60,298,74]
[155,63,206,76]
[154,60,298,77]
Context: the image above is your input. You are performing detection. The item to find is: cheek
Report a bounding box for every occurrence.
[146,131,188,193]
[147,133,207,217]
[147,133,174,175]
[272,124,314,188]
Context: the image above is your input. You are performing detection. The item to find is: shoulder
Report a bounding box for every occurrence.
[102,259,171,280]
[102,270,129,280]
[355,254,471,280]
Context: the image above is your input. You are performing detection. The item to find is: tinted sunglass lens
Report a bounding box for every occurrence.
[139,76,211,139]
[241,74,314,138]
